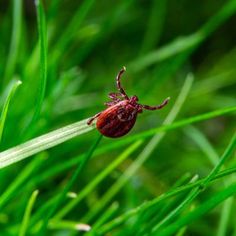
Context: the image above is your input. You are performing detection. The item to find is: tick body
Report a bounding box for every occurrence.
[87,67,170,138]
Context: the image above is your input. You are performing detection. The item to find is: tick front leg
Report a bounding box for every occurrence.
[108,92,122,101]
[87,112,102,125]
[104,101,117,107]
[142,97,170,110]
[116,67,129,99]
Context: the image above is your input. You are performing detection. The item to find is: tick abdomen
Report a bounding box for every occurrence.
[96,101,137,138]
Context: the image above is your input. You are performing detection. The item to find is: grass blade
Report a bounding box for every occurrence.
[151,131,236,234]
[98,166,236,235]
[38,134,102,235]
[0,155,43,209]
[19,190,39,236]
[31,0,48,123]
[0,118,94,169]
[53,140,142,220]
[157,183,236,236]
[129,0,236,72]
[3,0,23,84]
[0,80,22,143]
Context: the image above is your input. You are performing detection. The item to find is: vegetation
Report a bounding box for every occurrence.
[0,0,236,235]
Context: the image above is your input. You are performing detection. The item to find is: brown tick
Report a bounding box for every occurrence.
[87,67,170,138]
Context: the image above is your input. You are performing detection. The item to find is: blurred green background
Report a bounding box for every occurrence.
[0,0,236,235]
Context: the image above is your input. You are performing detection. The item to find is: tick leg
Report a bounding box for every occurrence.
[141,97,170,110]
[108,92,122,100]
[116,67,129,99]
[87,112,102,125]
[104,101,117,107]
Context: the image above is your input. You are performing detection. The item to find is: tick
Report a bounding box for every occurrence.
[87,67,170,138]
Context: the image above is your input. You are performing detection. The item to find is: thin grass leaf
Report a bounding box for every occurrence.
[0,118,94,169]
[53,140,142,220]
[217,197,234,236]
[151,131,236,234]
[139,0,167,55]
[98,166,236,234]
[89,202,119,233]
[3,0,23,84]
[83,73,194,222]
[0,155,44,209]
[31,0,48,123]
[129,0,236,72]
[151,175,199,233]
[184,126,219,165]
[19,190,39,236]
[48,220,91,232]
[185,126,235,236]
[135,173,193,235]
[38,134,102,235]
[0,80,22,143]
[156,183,236,236]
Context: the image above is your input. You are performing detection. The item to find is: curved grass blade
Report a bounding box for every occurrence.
[53,140,142,220]
[0,119,94,169]
[19,190,39,236]
[150,131,236,234]
[0,155,43,209]
[38,134,102,235]
[129,0,236,72]
[0,80,22,143]
[3,0,23,84]
[98,166,236,235]
[139,0,167,55]
[156,183,236,236]
[31,0,48,123]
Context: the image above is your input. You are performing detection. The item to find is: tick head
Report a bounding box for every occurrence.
[130,95,139,104]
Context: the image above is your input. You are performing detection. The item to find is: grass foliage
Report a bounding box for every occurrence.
[0,0,236,235]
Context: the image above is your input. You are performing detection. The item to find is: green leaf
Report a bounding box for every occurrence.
[0,118,94,169]
[0,79,22,143]
[157,183,236,236]
[32,0,48,123]
[19,190,39,236]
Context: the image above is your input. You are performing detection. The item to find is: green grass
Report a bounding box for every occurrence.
[0,0,236,235]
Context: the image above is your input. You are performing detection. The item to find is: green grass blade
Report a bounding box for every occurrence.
[0,155,43,209]
[3,0,23,84]
[129,0,236,72]
[86,202,119,236]
[51,0,95,63]
[216,197,234,236]
[185,126,235,236]
[98,165,236,235]
[150,131,236,234]
[53,140,142,220]
[156,183,236,236]
[19,190,39,236]
[31,0,48,123]
[0,80,22,143]
[83,73,194,221]
[200,131,236,187]
[184,126,219,165]
[151,176,199,233]
[48,220,91,232]
[38,134,102,235]
[0,118,94,169]
[139,0,167,55]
